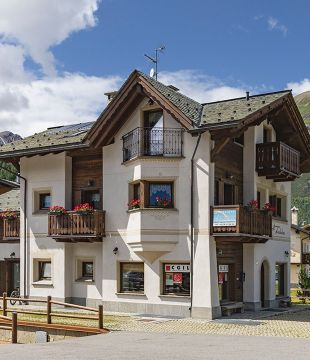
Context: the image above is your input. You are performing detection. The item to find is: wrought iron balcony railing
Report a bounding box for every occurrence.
[122,127,184,162]
[256,142,300,181]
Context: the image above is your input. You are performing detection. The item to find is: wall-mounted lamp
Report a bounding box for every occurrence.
[87,179,94,187]
[113,247,119,255]
[284,250,290,257]
[10,252,15,258]
[217,249,223,256]
[225,172,234,180]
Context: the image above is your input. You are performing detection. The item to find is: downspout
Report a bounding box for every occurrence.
[189,133,202,315]
[0,165,27,298]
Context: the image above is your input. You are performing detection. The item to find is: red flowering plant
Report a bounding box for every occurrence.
[155,196,172,208]
[49,205,67,216]
[247,199,259,211]
[128,199,140,210]
[74,203,93,215]
[263,202,276,214]
[0,209,18,220]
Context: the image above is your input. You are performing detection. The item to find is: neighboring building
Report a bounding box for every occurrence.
[290,207,310,287]
[0,180,20,296]
[0,70,309,318]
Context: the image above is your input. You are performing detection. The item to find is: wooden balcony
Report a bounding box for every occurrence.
[0,215,20,242]
[256,142,300,181]
[48,210,105,242]
[211,205,272,243]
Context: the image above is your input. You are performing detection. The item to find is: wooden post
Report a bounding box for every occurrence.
[11,312,17,344]
[98,304,103,329]
[47,296,52,324]
[3,292,7,317]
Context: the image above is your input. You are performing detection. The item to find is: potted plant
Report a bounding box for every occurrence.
[155,196,172,208]
[0,209,18,221]
[49,205,67,216]
[262,202,275,216]
[128,199,140,210]
[246,199,259,211]
[74,203,93,215]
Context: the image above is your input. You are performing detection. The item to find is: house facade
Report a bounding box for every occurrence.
[0,70,310,318]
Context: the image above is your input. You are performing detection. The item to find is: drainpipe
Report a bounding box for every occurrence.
[189,133,202,315]
[0,165,28,298]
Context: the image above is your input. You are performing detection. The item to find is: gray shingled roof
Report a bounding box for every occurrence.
[0,122,94,156]
[0,189,20,211]
[200,91,291,126]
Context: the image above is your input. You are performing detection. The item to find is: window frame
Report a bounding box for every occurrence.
[269,194,287,220]
[82,261,94,280]
[38,261,52,281]
[119,262,144,294]
[162,263,190,297]
[275,263,285,297]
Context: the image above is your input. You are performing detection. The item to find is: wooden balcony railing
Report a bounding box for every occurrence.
[0,213,20,241]
[48,210,105,242]
[256,142,300,181]
[211,205,272,241]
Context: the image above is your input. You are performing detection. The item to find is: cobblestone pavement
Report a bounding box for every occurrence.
[105,306,310,339]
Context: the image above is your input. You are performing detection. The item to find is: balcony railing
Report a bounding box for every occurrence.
[211,205,272,240]
[48,210,105,242]
[0,214,20,241]
[256,142,300,181]
[122,127,184,162]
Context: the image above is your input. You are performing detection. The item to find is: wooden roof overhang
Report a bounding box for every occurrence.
[85,71,193,148]
[202,93,310,172]
[214,234,269,244]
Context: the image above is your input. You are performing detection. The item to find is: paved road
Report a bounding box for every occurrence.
[0,332,309,360]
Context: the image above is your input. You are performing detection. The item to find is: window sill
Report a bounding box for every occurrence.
[32,280,53,287]
[159,294,190,299]
[75,278,95,283]
[127,208,178,214]
[115,292,146,297]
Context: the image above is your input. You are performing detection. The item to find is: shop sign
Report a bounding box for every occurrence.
[218,265,229,273]
[165,264,190,273]
[173,273,183,284]
[213,209,237,227]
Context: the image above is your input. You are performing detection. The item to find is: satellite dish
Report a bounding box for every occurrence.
[150,68,155,78]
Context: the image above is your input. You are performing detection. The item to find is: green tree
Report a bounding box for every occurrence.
[298,266,310,289]
[0,162,17,182]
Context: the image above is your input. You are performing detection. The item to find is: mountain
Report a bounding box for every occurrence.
[0,131,22,145]
[295,91,310,124]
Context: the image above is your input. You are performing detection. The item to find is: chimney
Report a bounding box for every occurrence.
[291,206,299,226]
[104,91,118,102]
[246,91,250,101]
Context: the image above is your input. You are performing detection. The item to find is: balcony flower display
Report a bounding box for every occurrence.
[128,199,140,210]
[247,199,259,211]
[263,202,276,215]
[74,203,93,215]
[49,206,67,216]
[0,209,18,220]
[155,196,172,208]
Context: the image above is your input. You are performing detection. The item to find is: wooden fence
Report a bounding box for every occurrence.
[2,293,103,330]
[0,312,18,344]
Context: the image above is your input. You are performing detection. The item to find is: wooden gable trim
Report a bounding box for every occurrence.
[85,72,193,148]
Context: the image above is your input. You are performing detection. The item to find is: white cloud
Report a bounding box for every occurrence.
[267,16,288,36]
[159,70,245,103]
[287,79,310,95]
[0,0,100,76]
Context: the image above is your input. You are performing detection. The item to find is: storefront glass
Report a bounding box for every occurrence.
[163,264,190,296]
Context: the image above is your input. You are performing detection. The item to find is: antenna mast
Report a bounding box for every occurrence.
[144,46,165,80]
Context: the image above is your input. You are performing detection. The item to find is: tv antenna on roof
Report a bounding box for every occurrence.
[144,45,165,80]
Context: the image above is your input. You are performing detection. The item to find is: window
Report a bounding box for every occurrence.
[269,195,286,219]
[39,261,51,280]
[149,182,173,207]
[82,261,94,279]
[163,264,190,296]
[263,127,272,143]
[120,262,144,293]
[81,190,101,210]
[223,183,235,205]
[39,193,51,210]
[143,110,164,156]
[275,263,285,297]
[133,183,140,200]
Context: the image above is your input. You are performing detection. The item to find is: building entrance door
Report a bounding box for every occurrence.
[218,264,236,303]
[4,259,20,295]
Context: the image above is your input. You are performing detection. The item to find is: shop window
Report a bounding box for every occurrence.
[38,261,51,280]
[163,263,190,296]
[275,263,285,297]
[120,262,144,293]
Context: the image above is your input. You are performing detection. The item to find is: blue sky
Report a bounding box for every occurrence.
[0,0,309,135]
[52,0,308,90]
